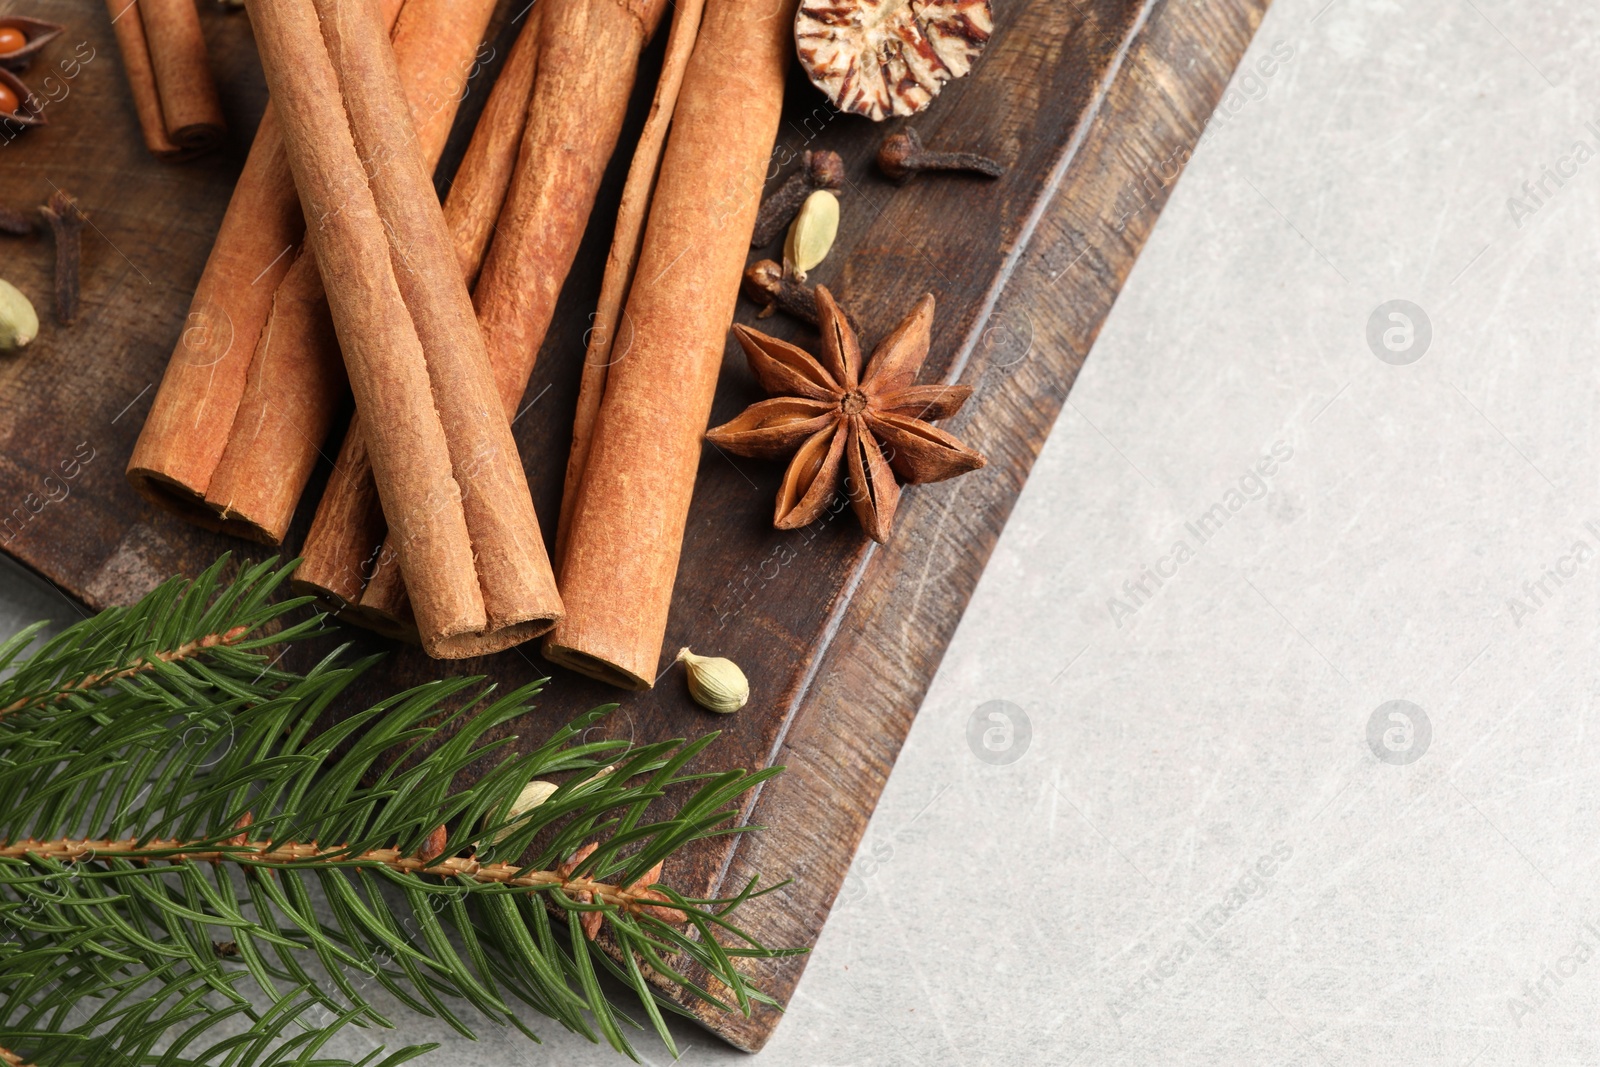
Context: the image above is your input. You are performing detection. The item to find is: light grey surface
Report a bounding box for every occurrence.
[7,0,1598,1061]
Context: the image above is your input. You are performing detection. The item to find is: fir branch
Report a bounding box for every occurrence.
[0,555,318,732]
[0,624,253,719]
[0,837,691,920]
[0,555,799,1065]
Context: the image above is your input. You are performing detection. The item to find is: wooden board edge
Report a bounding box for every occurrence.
[686,0,1275,1050]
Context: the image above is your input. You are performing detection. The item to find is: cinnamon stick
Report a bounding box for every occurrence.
[473,0,670,415]
[307,0,668,637]
[125,0,404,534]
[197,0,499,546]
[387,0,502,162]
[293,5,542,616]
[247,0,560,658]
[126,101,303,521]
[554,0,706,573]
[200,248,339,543]
[544,0,798,688]
[104,0,224,158]
[295,420,386,608]
[104,0,180,158]
[447,5,544,288]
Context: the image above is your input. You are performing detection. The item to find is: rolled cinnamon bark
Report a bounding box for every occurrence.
[200,249,339,543]
[247,0,560,657]
[308,0,667,636]
[126,101,302,520]
[297,6,547,617]
[295,416,385,608]
[473,0,670,414]
[104,0,224,158]
[104,0,180,158]
[138,0,224,152]
[544,0,798,689]
[293,6,543,619]
[196,0,499,546]
[447,6,544,288]
[387,0,502,160]
[554,0,706,573]
[125,0,409,534]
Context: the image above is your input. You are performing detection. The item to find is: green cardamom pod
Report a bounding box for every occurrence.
[0,279,38,351]
[783,189,839,282]
[677,648,750,714]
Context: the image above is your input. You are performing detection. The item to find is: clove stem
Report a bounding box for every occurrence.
[877,127,1004,184]
[38,190,83,325]
[741,258,863,338]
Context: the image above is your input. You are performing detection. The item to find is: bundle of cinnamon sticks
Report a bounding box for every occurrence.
[131,0,799,672]
[233,0,559,659]
[292,0,671,638]
[128,0,496,546]
[546,0,799,687]
[105,0,225,158]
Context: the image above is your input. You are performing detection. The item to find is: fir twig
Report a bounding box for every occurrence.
[0,837,691,921]
[0,556,799,1066]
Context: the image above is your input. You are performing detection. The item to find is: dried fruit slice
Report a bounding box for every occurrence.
[795,0,994,121]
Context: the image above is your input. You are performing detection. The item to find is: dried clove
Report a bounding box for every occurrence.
[743,258,821,323]
[876,128,1004,185]
[751,149,845,248]
[38,189,83,325]
[741,258,863,337]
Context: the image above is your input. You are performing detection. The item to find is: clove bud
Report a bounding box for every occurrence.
[751,149,845,248]
[876,128,1004,185]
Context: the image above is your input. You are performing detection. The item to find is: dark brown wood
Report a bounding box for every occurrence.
[0,0,1269,1050]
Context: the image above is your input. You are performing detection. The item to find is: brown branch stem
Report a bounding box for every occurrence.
[0,836,686,922]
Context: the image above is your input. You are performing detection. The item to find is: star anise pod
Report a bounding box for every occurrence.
[707,287,985,542]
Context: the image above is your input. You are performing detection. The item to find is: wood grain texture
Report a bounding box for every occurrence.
[0,0,1268,1050]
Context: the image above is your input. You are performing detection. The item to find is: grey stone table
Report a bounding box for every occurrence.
[6,0,1596,1061]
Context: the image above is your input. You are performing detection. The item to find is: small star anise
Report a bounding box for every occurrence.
[707,286,985,543]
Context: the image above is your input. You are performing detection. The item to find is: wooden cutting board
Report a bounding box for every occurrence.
[0,0,1269,1050]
